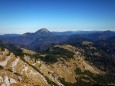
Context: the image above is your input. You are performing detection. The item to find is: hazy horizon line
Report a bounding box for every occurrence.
[0,29,114,35]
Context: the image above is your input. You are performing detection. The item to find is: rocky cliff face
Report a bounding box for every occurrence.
[0,49,49,86]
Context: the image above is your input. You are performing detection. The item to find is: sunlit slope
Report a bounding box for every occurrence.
[0,44,115,86]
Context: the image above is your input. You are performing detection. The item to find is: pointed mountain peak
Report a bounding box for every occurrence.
[36,28,50,33]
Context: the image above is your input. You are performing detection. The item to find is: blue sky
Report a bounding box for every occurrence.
[0,0,115,34]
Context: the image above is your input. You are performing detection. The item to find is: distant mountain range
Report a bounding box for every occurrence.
[0,28,115,52]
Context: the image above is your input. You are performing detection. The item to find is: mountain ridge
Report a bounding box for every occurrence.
[0,42,115,86]
[0,28,115,52]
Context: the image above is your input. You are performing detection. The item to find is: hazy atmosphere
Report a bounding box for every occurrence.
[0,0,115,34]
